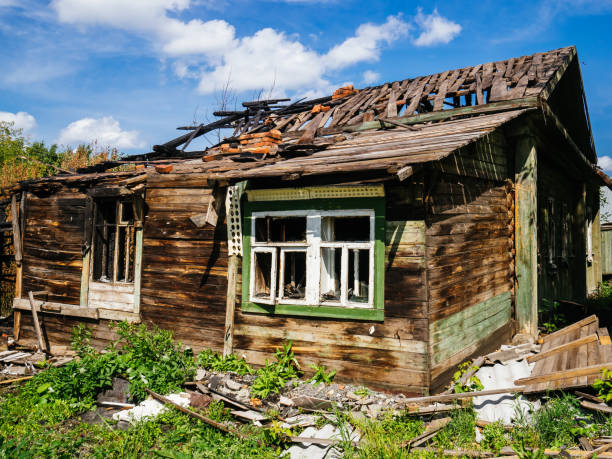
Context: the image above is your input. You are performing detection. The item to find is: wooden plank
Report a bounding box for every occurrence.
[541,315,598,343]
[526,334,598,363]
[223,254,238,357]
[233,323,427,354]
[28,291,46,352]
[515,362,612,386]
[514,130,538,336]
[13,297,100,320]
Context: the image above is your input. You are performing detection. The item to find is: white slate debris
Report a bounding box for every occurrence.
[473,355,539,425]
[230,410,268,422]
[284,424,360,459]
[112,392,191,424]
[225,379,242,391]
[281,414,317,429]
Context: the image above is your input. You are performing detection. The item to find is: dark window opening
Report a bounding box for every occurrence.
[255,216,306,242]
[322,216,370,242]
[92,199,136,283]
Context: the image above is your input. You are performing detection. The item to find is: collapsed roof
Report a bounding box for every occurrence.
[8,45,608,191]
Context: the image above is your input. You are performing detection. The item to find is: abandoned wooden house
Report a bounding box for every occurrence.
[6,45,611,394]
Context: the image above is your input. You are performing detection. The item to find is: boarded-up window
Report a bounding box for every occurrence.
[92,199,137,283]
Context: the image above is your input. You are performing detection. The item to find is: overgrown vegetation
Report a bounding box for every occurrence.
[593,368,612,403]
[1,322,610,457]
[0,322,279,457]
[307,363,337,386]
[251,342,301,399]
[196,349,253,375]
[451,360,484,393]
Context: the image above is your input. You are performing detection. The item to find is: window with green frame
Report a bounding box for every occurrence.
[241,196,385,321]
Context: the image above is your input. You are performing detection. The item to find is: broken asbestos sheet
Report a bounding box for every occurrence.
[112,392,191,424]
[473,356,539,425]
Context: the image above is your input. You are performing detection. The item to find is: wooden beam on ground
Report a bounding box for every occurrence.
[145,388,248,439]
[223,254,239,357]
[402,417,451,447]
[515,362,612,386]
[27,291,46,352]
[527,334,598,363]
[540,315,598,343]
[580,400,612,414]
[400,386,527,405]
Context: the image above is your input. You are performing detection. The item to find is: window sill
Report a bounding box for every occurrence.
[13,298,140,323]
[241,301,384,321]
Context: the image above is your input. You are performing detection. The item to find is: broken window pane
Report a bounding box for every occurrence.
[253,251,273,299]
[280,251,306,299]
[320,247,341,302]
[321,216,370,242]
[348,249,369,303]
[255,216,306,242]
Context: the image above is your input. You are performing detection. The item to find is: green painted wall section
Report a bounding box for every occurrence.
[514,132,538,336]
[429,292,512,366]
[601,227,612,275]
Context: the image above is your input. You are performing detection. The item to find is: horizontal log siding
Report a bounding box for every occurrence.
[233,182,429,394]
[427,132,515,392]
[140,185,228,352]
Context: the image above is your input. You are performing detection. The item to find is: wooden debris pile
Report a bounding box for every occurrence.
[518,315,612,392]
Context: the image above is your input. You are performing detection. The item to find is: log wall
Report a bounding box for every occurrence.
[233,180,430,394]
[139,174,228,352]
[426,131,515,391]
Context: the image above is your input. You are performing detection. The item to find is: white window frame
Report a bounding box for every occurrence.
[249,246,277,305]
[250,209,375,309]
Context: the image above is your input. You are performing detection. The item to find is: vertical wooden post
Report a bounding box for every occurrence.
[27,291,46,352]
[514,130,538,336]
[11,194,23,340]
[223,254,239,357]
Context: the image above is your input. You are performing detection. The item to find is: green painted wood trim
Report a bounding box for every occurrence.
[240,302,384,321]
[514,132,538,335]
[429,292,512,365]
[242,196,385,321]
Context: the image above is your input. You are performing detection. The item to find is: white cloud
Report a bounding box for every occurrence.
[324,16,409,70]
[0,111,37,132]
[57,116,145,149]
[413,8,461,46]
[363,70,380,85]
[53,0,236,58]
[198,15,408,94]
[53,2,452,94]
[599,155,612,172]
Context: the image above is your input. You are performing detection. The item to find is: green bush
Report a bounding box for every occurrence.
[251,342,301,399]
[196,349,253,375]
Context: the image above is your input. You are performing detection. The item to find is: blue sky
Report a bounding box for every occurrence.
[1,0,611,168]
